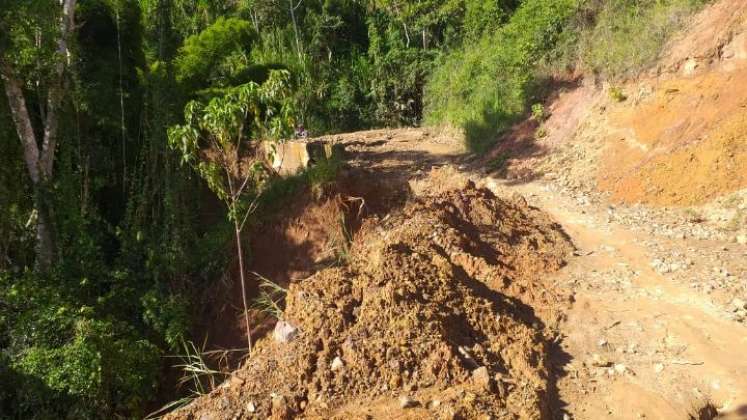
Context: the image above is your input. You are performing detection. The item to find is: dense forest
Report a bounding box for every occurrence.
[0,0,706,418]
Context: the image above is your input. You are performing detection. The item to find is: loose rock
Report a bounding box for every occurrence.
[399,396,419,409]
[732,298,747,310]
[271,394,289,418]
[590,353,612,367]
[472,366,493,391]
[330,356,344,371]
[273,321,298,343]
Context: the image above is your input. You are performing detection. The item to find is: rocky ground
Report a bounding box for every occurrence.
[165,125,746,420]
[167,135,576,419]
[488,177,747,419]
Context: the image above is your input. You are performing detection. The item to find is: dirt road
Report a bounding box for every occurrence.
[336,127,747,419]
[182,3,747,416]
[509,182,747,419]
[172,126,746,420]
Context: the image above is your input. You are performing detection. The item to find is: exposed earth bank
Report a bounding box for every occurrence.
[169,162,575,419]
[167,1,747,418]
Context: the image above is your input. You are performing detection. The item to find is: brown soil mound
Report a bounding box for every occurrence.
[197,167,410,354]
[167,181,572,420]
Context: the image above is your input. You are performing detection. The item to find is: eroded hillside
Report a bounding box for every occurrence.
[493,0,747,208]
[164,2,747,419]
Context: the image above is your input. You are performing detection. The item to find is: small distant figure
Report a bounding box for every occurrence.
[295,124,309,139]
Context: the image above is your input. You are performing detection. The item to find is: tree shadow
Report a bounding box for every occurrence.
[477,77,583,185]
[463,108,516,155]
[718,405,747,419]
[443,253,573,418]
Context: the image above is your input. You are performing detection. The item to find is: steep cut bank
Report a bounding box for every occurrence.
[491,0,747,208]
[166,173,573,419]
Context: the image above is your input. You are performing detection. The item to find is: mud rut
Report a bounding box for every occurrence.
[172,128,747,420]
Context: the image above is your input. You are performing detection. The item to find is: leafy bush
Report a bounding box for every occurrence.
[542,0,710,80]
[174,17,256,90]
[425,0,579,153]
[0,270,164,419]
[141,290,191,351]
[17,322,159,413]
[425,0,708,153]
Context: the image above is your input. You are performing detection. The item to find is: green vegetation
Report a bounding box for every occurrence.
[532,103,548,122]
[426,0,579,153]
[575,0,707,80]
[0,0,710,418]
[252,275,288,320]
[609,86,628,102]
[426,0,708,152]
[174,18,255,86]
[146,339,227,419]
[168,69,295,351]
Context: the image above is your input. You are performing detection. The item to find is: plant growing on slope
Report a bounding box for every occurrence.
[425,0,579,153]
[168,70,295,352]
[531,103,548,122]
[577,0,709,80]
[145,340,226,420]
[609,86,627,102]
[252,273,288,320]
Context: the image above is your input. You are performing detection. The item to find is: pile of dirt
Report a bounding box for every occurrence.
[167,180,572,420]
[196,164,412,354]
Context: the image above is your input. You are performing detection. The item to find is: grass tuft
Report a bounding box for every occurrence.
[251,274,287,320]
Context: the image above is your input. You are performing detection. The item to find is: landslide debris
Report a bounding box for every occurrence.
[168,180,572,420]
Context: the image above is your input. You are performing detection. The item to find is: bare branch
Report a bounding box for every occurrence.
[238,194,261,233]
[234,173,252,200]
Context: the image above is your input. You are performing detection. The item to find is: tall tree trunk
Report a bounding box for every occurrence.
[1,65,57,269]
[34,194,56,270]
[289,0,304,62]
[1,68,41,185]
[0,0,77,271]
